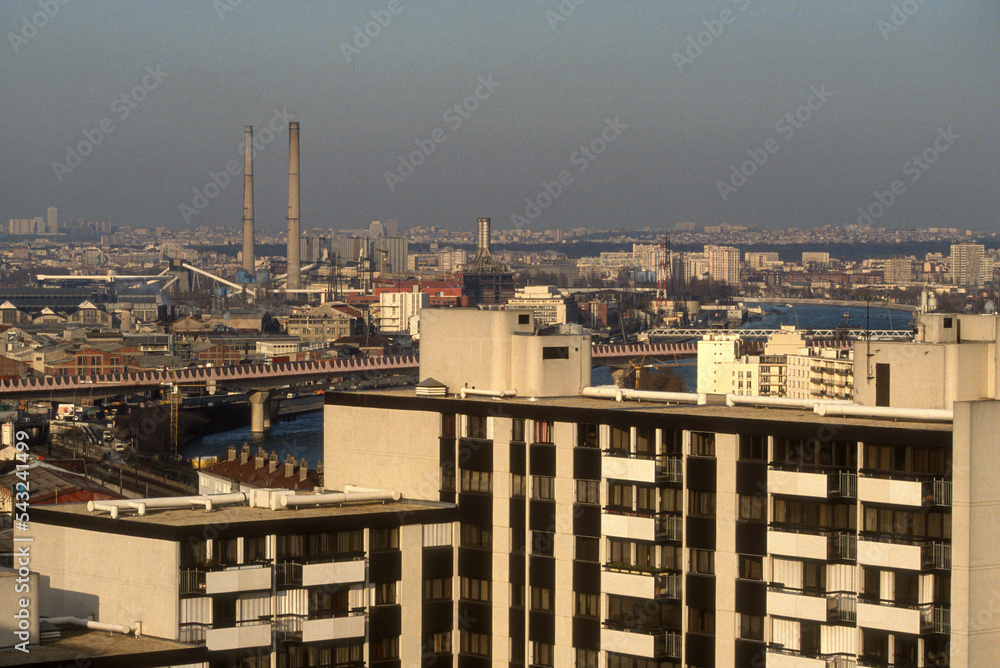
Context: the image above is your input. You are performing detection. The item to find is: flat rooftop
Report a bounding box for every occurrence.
[0,627,206,667]
[326,388,952,441]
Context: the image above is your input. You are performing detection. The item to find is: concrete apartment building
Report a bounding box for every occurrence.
[322,309,994,667]
[948,244,989,287]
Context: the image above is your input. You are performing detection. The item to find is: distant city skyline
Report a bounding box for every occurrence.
[2,1,999,233]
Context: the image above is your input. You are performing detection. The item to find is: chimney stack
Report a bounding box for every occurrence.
[477,217,491,255]
[299,458,308,482]
[287,122,301,290]
[242,126,255,273]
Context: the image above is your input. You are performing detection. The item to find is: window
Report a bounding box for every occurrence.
[863,443,951,479]
[511,473,526,497]
[512,528,526,553]
[609,538,630,565]
[635,427,655,458]
[862,505,951,541]
[531,586,553,611]
[691,431,715,457]
[636,485,657,515]
[511,418,525,442]
[518,313,531,325]
[661,429,682,455]
[576,479,599,505]
[773,497,857,533]
[635,542,656,569]
[532,531,554,556]
[428,630,451,654]
[441,464,456,492]
[576,536,599,562]
[215,537,238,566]
[574,592,597,617]
[244,536,267,563]
[688,490,716,518]
[688,606,715,634]
[460,577,490,602]
[738,494,765,522]
[801,621,821,656]
[375,581,397,605]
[423,577,452,601]
[532,475,555,500]
[460,469,492,493]
[689,549,714,575]
[738,554,763,580]
[803,561,826,595]
[371,637,398,660]
[660,487,683,513]
[530,640,554,666]
[740,434,767,461]
[861,567,880,604]
[511,582,525,607]
[739,613,764,640]
[335,530,364,556]
[460,523,491,549]
[542,346,569,359]
[895,571,919,607]
[467,415,487,439]
[533,420,553,444]
[609,426,630,454]
[575,648,599,667]
[441,414,456,438]
[608,482,632,511]
[578,423,599,448]
[370,527,398,551]
[460,630,490,657]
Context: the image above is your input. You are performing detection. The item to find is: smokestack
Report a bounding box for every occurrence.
[477,217,491,255]
[287,122,301,290]
[242,126,255,273]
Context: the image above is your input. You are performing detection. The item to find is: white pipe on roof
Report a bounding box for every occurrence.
[459,388,517,399]
[814,403,953,422]
[88,493,248,517]
[44,617,136,635]
[583,385,707,405]
[726,395,853,409]
[274,486,401,510]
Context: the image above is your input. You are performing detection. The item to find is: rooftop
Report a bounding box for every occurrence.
[0,626,206,667]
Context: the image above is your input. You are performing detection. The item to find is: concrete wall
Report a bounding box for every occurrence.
[509,333,591,397]
[32,522,179,639]
[323,403,441,500]
[0,570,38,648]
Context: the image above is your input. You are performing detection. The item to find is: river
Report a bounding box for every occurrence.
[183,302,913,466]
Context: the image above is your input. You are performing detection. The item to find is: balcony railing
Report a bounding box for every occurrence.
[179,569,206,596]
[273,613,305,641]
[826,656,857,668]
[275,562,303,588]
[827,592,857,624]
[828,533,857,562]
[178,622,210,644]
[921,543,952,570]
[922,479,952,507]
[920,606,951,634]
[655,456,683,484]
[654,573,682,600]
[828,471,857,499]
[655,632,682,659]
[655,515,683,542]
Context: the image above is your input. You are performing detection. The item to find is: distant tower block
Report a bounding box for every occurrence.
[477,217,491,255]
[242,126,255,273]
[287,122,301,290]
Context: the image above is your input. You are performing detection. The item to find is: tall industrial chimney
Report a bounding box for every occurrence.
[242,126,255,274]
[287,121,301,290]
[477,217,491,255]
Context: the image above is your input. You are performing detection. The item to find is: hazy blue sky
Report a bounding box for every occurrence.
[2,0,998,233]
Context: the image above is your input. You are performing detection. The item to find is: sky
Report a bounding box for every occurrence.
[2,0,999,234]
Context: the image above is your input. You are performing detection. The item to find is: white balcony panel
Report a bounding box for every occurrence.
[766,652,827,668]
[205,623,272,651]
[769,470,828,498]
[302,615,365,643]
[302,559,366,587]
[858,477,922,507]
[205,567,272,595]
[857,540,921,571]
[857,603,921,634]
[767,590,828,622]
[602,569,655,599]
[768,530,828,560]
[600,627,657,659]
[602,513,656,541]
[602,455,656,484]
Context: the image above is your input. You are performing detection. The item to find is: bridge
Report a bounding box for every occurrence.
[641,328,914,340]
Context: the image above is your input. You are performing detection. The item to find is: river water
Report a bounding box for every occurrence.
[183,302,912,466]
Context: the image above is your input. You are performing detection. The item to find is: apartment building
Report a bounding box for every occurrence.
[31,488,456,667]
[321,309,993,667]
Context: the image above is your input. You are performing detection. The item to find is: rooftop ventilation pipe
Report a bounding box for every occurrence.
[814,404,953,422]
[726,395,853,409]
[459,388,517,399]
[583,386,707,405]
[44,617,138,636]
[88,493,248,518]
[272,485,401,510]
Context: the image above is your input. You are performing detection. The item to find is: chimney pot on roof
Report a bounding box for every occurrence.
[227,445,236,461]
[299,458,308,482]
[240,442,250,465]
[268,451,278,473]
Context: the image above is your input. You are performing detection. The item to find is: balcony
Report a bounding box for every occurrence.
[826,657,856,668]
[302,557,366,587]
[655,572,682,600]
[769,469,828,499]
[922,479,952,507]
[921,606,951,635]
[178,623,210,644]
[858,476,922,507]
[205,620,272,652]
[921,543,952,570]
[769,527,828,560]
[655,456,683,484]
[275,562,303,588]
[857,537,922,571]
[768,588,827,622]
[179,569,206,596]
[204,564,272,595]
[602,566,679,600]
[828,533,856,562]
[602,451,656,483]
[600,625,681,660]
[828,471,857,499]
[603,510,658,542]
[655,514,683,542]
[302,611,366,643]
[857,601,921,634]
[826,592,857,624]
[273,613,305,642]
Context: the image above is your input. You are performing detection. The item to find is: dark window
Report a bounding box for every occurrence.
[441,414,456,437]
[575,592,598,618]
[801,621,821,655]
[530,586,552,610]
[609,426,629,454]
[740,434,767,461]
[738,554,763,580]
[467,415,487,439]
[244,536,267,563]
[542,346,569,359]
[576,536,599,562]
[423,577,452,601]
[531,530,554,556]
[895,571,919,607]
[370,527,399,552]
[688,605,715,634]
[533,475,555,500]
[460,523,491,549]
[460,577,490,602]
[943,317,953,328]
[635,427,655,458]
[578,423,599,448]
[738,494,765,523]
[688,490,716,518]
[608,481,633,511]
[511,418,525,442]
[691,431,715,457]
[861,567,880,603]
[689,549,714,575]
[739,613,764,640]
[576,479,599,504]
[518,314,530,325]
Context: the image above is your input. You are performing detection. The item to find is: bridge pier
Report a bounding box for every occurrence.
[249,390,272,433]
